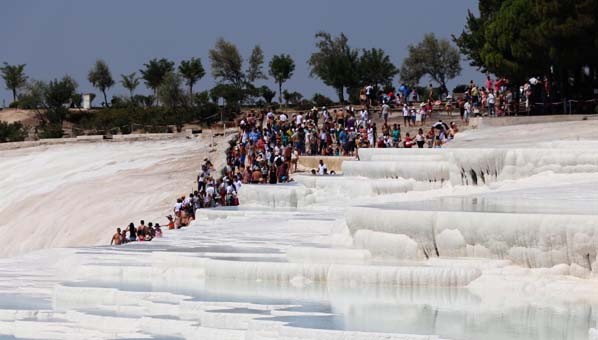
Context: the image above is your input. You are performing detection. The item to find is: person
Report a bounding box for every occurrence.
[290,149,299,172]
[391,124,401,147]
[166,215,175,230]
[381,103,390,124]
[120,229,127,244]
[402,104,410,126]
[463,99,471,125]
[111,228,122,245]
[318,159,328,175]
[128,223,137,242]
[487,91,496,116]
[416,128,426,148]
[154,223,163,238]
[403,133,414,148]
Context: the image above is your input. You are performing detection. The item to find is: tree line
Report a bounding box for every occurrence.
[2,32,461,112]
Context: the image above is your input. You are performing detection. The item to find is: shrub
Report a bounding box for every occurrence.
[453,84,469,94]
[312,93,334,108]
[38,123,63,139]
[0,121,27,142]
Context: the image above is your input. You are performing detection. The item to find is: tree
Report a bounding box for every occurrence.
[210,83,243,111]
[209,38,244,87]
[18,80,46,110]
[247,45,267,82]
[178,57,205,95]
[400,33,462,90]
[45,75,78,124]
[157,72,185,111]
[282,90,303,106]
[358,48,398,87]
[308,31,360,102]
[0,62,28,102]
[120,72,140,98]
[259,86,276,104]
[269,54,295,104]
[454,0,598,98]
[88,59,115,107]
[140,58,175,105]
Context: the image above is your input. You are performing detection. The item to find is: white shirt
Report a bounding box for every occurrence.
[318,163,327,175]
[488,93,495,104]
[382,104,390,115]
[360,110,368,121]
[296,114,303,125]
[206,186,215,197]
[279,114,287,122]
[403,107,409,117]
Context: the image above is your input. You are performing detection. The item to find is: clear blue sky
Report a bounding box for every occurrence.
[1,0,483,105]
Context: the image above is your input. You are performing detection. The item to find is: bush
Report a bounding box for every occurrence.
[38,123,63,139]
[0,121,27,142]
[312,93,334,108]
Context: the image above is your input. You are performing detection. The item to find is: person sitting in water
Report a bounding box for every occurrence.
[120,229,128,244]
[111,228,122,245]
[318,159,328,175]
[154,224,163,238]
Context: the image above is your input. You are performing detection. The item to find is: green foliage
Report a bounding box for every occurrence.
[312,93,334,107]
[269,54,295,104]
[38,123,64,139]
[259,86,276,104]
[400,33,462,88]
[88,59,114,107]
[120,72,140,98]
[453,84,469,94]
[210,83,243,112]
[157,72,186,110]
[45,76,77,109]
[282,90,303,106]
[454,0,598,97]
[209,38,244,86]
[140,58,175,104]
[71,93,82,108]
[0,121,27,142]
[358,48,398,87]
[247,45,267,82]
[17,80,47,109]
[308,31,360,103]
[0,62,28,102]
[179,57,206,95]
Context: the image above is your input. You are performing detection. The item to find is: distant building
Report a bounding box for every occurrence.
[82,93,94,110]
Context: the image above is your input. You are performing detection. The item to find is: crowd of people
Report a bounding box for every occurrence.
[110,157,242,245]
[110,219,166,245]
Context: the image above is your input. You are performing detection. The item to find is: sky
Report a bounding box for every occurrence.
[0,0,483,105]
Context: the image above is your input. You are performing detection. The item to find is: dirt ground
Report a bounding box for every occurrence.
[0,108,38,126]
